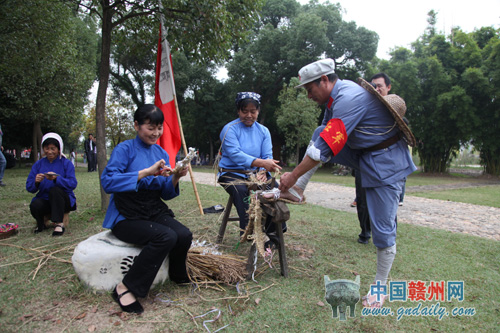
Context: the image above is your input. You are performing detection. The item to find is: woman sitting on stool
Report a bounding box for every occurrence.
[26,133,77,236]
[217,92,284,249]
[101,104,191,314]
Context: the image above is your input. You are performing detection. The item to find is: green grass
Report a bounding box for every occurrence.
[411,186,500,208]
[0,166,499,332]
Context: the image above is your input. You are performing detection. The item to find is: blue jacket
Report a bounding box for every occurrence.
[101,136,179,229]
[218,119,273,178]
[26,156,77,207]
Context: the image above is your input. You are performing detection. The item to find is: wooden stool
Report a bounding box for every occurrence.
[43,212,70,229]
[246,200,289,278]
[216,195,240,244]
[217,195,290,278]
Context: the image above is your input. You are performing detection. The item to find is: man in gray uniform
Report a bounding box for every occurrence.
[279,59,416,308]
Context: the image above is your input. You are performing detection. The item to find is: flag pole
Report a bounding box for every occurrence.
[173,93,205,215]
[158,1,204,215]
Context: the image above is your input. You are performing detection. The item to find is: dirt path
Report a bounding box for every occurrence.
[181,172,500,241]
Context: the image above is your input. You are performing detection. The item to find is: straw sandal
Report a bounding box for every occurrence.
[260,188,306,205]
[362,290,388,308]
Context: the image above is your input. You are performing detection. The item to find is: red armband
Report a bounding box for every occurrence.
[319,118,347,156]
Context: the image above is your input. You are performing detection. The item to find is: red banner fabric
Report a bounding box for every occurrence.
[154,26,181,167]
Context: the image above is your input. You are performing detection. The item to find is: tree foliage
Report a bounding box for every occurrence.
[70,0,264,210]
[375,12,499,174]
[84,103,135,150]
[0,0,97,158]
[276,77,320,165]
[226,0,378,161]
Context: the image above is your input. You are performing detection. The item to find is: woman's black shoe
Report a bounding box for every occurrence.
[265,232,280,250]
[112,287,144,314]
[264,239,279,250]
[52,225,65,236]
[34,225,47,234]
[170,275,191,285]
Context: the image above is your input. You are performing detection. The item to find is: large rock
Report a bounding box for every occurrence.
[72,231,169,291]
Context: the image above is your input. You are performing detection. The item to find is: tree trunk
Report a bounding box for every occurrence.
[32,120,43,162]
[209,136,213,165]
[96,0,112,211]
[295,142,300,167]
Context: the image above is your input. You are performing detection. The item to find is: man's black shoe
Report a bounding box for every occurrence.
[357,237,369,244]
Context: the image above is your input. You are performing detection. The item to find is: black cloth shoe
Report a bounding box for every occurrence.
[170,274,191,285]
[203,205,224,214]
[112,286,144,314]
[264,239,277,250]
[52,225,65,236]
[357,237,369,244]
[34,225,47,234]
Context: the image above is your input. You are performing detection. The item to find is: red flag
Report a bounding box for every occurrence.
[155,24,181,167]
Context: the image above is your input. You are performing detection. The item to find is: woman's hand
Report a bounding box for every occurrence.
[45,172,58,181]
[256,171,268,182]
[35,173,45,184]
[138,159,166,180]
[174,166,189,178]
[253,158,282,172]
[171,166,188,187]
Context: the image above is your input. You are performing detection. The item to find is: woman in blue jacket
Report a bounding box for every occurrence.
[218,92,283,248]
[26,133,77,236]
[101,104,191,314]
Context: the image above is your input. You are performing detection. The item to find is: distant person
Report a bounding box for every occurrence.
[26,133,77,236]
[91,136,97,171]
[83,133,94,172]
[84,134,95,172]
[101,104,192,314]
[353,73,392,244]
[372,72,407,206]
[70,149,76,166]
[0,123,6,186]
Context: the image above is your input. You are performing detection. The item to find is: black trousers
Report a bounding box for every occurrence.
[218,173,285,236]
[354,170,371,241]
[30,186,71,229]
[112,214,192,298]
[86,152,95,172]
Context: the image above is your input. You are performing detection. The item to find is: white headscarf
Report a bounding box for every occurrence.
[41,132,66,159]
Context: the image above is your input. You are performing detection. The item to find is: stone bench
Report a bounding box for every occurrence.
[72,231,169,291]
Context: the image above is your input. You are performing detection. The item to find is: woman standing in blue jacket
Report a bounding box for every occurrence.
[101,104,191,314]
[26,133,77,236]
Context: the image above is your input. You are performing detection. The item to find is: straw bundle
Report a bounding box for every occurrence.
[187,240,247,284]
[241,193,268,258]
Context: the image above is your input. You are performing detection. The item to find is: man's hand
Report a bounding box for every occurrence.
[279,172,298,191]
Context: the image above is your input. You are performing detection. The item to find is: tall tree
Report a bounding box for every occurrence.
[471,33,500,175]
[72,0,264,210]
[276,77,320,165]
[172,53,234,162]
[0,0,97,158]
[226,0,378,159]
[379,13,498,173]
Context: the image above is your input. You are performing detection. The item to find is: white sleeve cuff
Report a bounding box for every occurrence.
[306,143,322,161]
